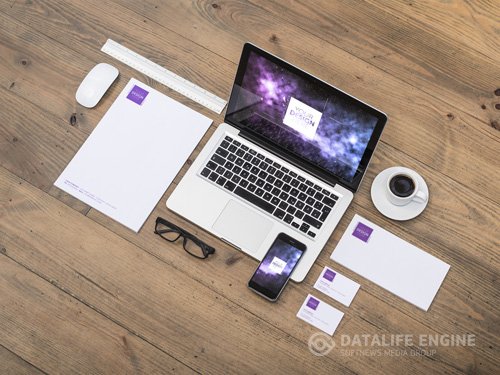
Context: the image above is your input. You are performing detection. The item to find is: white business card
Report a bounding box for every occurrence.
[313,266,360,307]
[296,294,344,336]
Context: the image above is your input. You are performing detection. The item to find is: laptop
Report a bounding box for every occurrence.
[167,43,387,282]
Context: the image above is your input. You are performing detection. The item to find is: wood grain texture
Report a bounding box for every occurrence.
[0,0,499,373]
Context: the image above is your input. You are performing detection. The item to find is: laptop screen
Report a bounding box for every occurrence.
[225,44,387,192]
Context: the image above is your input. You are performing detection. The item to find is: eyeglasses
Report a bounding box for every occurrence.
[154,217,215,259]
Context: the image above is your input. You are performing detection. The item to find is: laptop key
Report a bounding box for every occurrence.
[263,192,272,201]
[299,223,310,233]
[314,184,322,191]
[233,140,241,147]
[314,201,323,210]
[265,157,273,164]
[201,168,211,177]
[307,187,316,195]
[291,179,299,187]
[228,154,236,162]
[206,161,217,170]
[303,215,322,229]
[266,175,276,184]
[216,176,226,186]
[279,192,289,201]
[236,149,245,157]
[258,170,268,179]
[256,179,265,187]
[314,192,324,201]
[239,179,249,188]
[273,208,286,220]
[264,183,273,192]
[216,166,225,175]
[249,175,257,183]
[216,147,229,157]
[331,193,339,200]
[233,166,242,174]
[274,180,284,188]
[256,188,264,197]
[208,172,218,181]
[243,162,252,170]
[286,206,296,215]
[319,207,331,222]
[249,149,257,155]
[251,157,260,165]
[243,153,253,161]
[291,222,300,229]
[322,188,330,195]
[240,170,250,179]
[225,135,233,142]
[224,161,234,170]
[298,192,307,201]
[304,205,313,214]
[224,181,236,191]
[267,166,276,175]
[259,161,269,170]
[298,176,305,182]
[295,210,305,219]
[323,196,336,207]
[284,214,294,224]
[305,180,314,186]
[241,144,249,151]
[290,171,297,178]
[306,197,315,205]
[257,153,265,160]
[211,154,225,165]
[220,140,230,149]
[298,183,308,192]
[275,170,284,179]
[272,187,280,196]
[287,196,297,205]
[296,201,305,209]
[279,201,288,210]
[283,175,292,183]
[251,166,259,174]
[308,231,316,238]
[273,161,281,168]
[223,170,233,179]
[271,196,280,205]
[248,184,257,192]
[233,187,276,213]
[312,209,321,219]
[281,166,289,173]
[231,175,241,184]
[290,188,299,197]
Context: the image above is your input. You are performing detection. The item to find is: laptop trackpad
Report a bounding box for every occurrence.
[213,200,273,254]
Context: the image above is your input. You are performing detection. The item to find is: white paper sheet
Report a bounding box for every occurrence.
[55,78,212,232]
[331,214,450,311]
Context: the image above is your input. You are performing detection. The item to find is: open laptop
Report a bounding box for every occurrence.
[167,43,387,282]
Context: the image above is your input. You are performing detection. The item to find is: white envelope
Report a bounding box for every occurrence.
[331,214,450,311]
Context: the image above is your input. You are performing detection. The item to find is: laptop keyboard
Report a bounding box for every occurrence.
[198,135,339,239]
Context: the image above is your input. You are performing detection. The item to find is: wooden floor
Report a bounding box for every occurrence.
[1,0,499,373]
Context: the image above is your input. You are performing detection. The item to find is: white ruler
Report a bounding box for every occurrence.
[101,39,227,114]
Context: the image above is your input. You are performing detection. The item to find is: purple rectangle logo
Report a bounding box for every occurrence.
[352,222,373,242]
[323,269,336,282]
[126,85,149,105]
[306,297,320,310]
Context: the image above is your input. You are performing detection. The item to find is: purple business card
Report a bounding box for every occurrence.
[126,85,149,105]
[352,222,373,242]
[306,296,320,310]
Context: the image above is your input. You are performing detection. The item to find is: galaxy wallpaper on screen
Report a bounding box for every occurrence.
[252,238,303,295]
[234,51,378,182]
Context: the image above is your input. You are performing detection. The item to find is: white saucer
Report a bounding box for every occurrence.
[371,167,429,221]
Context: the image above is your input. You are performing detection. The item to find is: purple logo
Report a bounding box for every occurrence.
[306,297,320,310]
[126,85,149,105]
[323,269,336,282]
[352,222,373,242]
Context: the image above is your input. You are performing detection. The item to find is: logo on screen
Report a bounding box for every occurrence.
[283,97,322,139]
[268,256,287,275]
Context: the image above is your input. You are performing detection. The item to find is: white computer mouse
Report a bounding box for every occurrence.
[75,63,119,108]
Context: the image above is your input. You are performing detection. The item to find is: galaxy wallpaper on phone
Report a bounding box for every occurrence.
[252,238,303,296]
[229,51,378,182]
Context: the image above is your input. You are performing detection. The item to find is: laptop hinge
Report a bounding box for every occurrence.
[238,129,343,190]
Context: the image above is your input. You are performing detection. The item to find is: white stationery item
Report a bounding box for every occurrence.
[55,78,213,232]
[296,294,344,336]
[313,266,360,307]
[101,39,227,114]
[331,214,450,311]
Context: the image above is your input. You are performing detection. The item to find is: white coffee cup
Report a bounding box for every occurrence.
[386,170,428,206]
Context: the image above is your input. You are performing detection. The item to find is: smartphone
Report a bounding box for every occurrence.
[248,233,307,302]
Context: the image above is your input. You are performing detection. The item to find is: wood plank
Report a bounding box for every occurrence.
[0,167,359,374]
[250,0,500,124]
[0,257,193,374]
[363,0,500,61]
[0,345,45,375]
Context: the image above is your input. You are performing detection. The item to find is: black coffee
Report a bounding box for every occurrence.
[389,174,415,197]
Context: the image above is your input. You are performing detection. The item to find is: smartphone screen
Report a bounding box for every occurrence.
[248,233,306,301]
